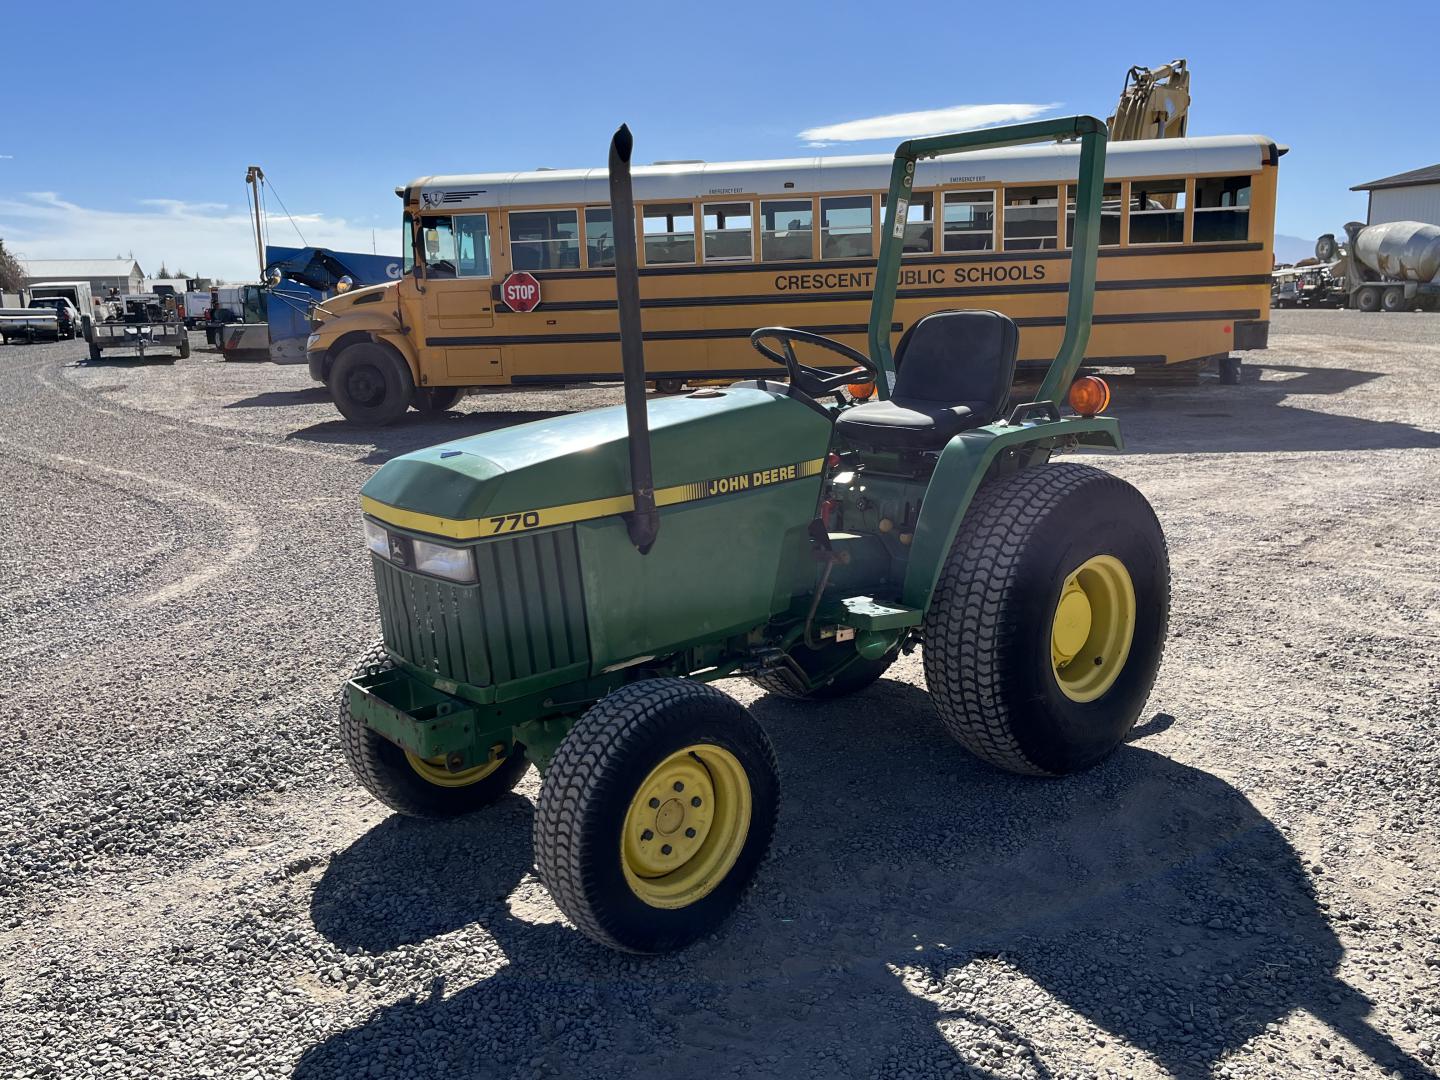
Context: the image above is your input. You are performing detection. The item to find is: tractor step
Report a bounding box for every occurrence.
[834,595,923,631]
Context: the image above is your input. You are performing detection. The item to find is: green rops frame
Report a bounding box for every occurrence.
[868,115,1107,406]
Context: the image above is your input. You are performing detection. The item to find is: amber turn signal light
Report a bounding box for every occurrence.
[847,380,875,400]
[1068,375,1110,417]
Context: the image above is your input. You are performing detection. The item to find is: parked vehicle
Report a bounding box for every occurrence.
[1271,265,1344,309]
[28,280,96,326]
[1317,221,1440,312]
[0,297,79,342]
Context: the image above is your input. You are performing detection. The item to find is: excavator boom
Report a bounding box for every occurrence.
[1107,59,1191,141]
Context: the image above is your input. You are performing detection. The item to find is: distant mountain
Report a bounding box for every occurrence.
[1274,233,1318,265]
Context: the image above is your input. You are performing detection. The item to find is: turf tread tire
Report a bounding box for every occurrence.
[339,642,528,818]
[534,679,779,953]
[922,463,1169,776]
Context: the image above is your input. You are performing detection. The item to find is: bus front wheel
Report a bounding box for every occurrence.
[330,342,415,426]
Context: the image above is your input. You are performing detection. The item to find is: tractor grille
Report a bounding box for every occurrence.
[372,527,590,688]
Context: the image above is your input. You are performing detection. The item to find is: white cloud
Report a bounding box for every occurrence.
[0,192,391,282]
[799,103,1060,146]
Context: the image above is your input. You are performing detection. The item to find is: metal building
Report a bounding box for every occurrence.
[1351,164,1440,227]
[19,258,145,298]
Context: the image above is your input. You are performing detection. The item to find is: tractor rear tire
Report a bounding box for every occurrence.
[922,463,1169,776]
[534,679,779,953]
[177,336,191,360]
[413,386,464,413]
[330,342,415,425]
[339,642,529,819]
[749,646,896,700]
[88,341,102,362]
[1356,287,1381,312]
[1382,286,1406,313]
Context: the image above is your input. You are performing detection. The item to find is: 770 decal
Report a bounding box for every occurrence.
[488,511,542,533]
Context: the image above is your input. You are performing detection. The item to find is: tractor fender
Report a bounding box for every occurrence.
[900,416,1123,612]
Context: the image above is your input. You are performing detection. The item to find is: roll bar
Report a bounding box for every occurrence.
[868,115,1108,407]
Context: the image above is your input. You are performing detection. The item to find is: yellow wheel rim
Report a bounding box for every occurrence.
[620,744,752,910]
[404,750,505,788]
[1050,554,1137,703]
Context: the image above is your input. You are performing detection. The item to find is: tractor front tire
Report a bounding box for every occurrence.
[749,646,896,700]
[177,335,191,360]
[330,342,415,425]
[534,679,779,953]
[923,463,1169,776]
[339,642,529,818]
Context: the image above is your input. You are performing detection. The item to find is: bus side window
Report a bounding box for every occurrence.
[1065,182,1123,247]
[1002,185,1059,251]
[421,215,457,278]
[510,210,579,270]
[820,196,872,259]
[1193,176,1251,242]
[881,191,935,255]
[455,215,492,277]
[586,207,615,268]
[942,191,994,252]
[1129,179,1186,244]
[760,200,813,262]
[642,203,695,265]
[703,202,754,262]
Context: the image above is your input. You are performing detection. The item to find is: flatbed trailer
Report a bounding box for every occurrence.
[84,318,191,362]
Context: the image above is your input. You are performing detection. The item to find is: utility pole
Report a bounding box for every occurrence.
[245,166,266,281]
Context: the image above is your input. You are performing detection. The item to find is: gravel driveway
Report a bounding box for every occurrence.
[1,310,1437,1079]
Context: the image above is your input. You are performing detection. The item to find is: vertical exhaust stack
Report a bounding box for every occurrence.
[608,124,659,554]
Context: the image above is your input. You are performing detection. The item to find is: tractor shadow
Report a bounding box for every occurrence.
[295,681,1428,1080]
[1100,362,1440,455]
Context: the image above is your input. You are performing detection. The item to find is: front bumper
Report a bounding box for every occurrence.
[347,665,481,761]
[306,347,327,383]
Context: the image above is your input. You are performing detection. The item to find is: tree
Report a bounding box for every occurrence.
[0,240,23,293]
[156,262,171,279]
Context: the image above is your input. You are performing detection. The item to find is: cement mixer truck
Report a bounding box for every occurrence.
[1317,221,1440,312]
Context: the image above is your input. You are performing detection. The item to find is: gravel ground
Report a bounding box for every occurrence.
[1,310,1437,1080]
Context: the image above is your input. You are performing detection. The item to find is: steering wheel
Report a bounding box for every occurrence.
[748,327,880,402]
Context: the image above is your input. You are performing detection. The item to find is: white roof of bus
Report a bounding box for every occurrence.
[410,135,1280,210]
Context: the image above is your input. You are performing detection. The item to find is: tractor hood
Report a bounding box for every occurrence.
[361,385,833,538]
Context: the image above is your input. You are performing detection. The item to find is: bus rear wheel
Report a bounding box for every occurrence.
[330,342,415,425]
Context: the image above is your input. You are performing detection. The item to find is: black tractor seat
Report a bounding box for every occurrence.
[835,309,1018,451]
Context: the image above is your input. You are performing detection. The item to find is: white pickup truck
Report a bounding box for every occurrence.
[0,298,82,344]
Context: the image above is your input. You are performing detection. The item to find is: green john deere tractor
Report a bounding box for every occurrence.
[339,117,1169,953]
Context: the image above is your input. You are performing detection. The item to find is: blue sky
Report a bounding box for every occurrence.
[3,0,1436,280]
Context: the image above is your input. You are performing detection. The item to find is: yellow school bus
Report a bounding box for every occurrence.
[306,134,1281,423]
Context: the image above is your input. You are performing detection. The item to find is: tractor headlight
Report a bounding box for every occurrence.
[364,519,390,558]
[363,518,477,584]
[412,539,477,584]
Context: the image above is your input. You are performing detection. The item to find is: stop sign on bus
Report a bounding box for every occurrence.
[501,271,542,312]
